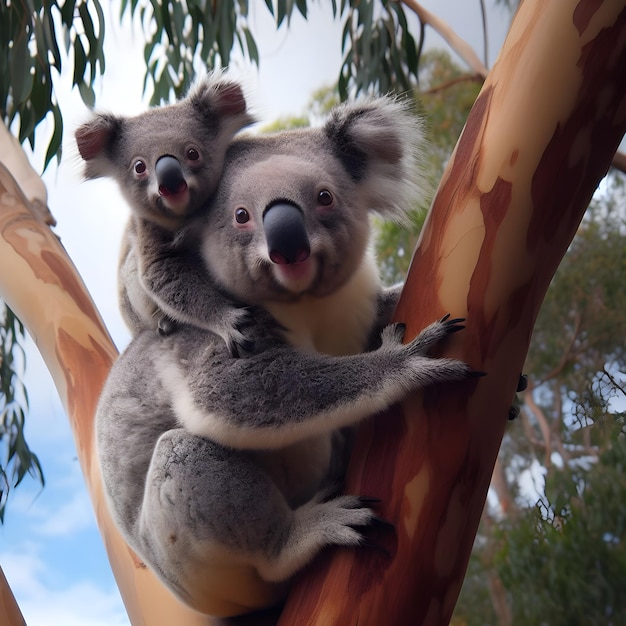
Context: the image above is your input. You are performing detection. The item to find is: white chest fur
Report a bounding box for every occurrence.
[265,251,380,357]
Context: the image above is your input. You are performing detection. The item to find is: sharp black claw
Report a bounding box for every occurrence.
[446,324,466,333]
[508,406,520,421]
[440,313,451,322]
[370,516,395,532]
[359,537,392,558]
[358,496,382,507]
[469,370,488,378]
[516,373,528,392]
[230,338,256,358]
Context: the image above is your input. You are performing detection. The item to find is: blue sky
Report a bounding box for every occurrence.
[0,3,511,624]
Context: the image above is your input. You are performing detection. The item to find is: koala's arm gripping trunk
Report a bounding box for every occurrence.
[279,2,626,625]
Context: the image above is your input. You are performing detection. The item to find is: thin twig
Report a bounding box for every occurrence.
[422,73,484,95]
[400,0,489,78]
[479,0,489,67]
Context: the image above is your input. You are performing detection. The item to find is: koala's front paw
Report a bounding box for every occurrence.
[383,317,483,387]
[411,314,466,354]
[379,315,465,356]
[216,306,256,356]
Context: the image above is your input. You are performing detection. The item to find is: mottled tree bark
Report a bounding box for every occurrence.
[279,1,626,624]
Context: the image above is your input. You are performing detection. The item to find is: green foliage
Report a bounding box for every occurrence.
[335,0,421,100]
[498,421,626,625]
[119,0,260,104]
[0,305,43,522]
[0,0,105,167]
[527,204,626,389]
[119,1,421,105]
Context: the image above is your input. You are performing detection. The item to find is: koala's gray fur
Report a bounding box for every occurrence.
[96,96,476,617]
[75,75,255,349]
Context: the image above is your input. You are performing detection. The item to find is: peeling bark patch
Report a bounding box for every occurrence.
[450,87,492,196]
[573,0,604,35]
[56,329,115,456]
[2,216,99,321]
[42,250,99,319]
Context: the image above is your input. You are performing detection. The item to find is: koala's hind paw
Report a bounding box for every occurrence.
[256,495,377,582]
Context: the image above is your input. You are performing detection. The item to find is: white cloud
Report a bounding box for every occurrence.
[36,491,95,538]
[1,547,129,626]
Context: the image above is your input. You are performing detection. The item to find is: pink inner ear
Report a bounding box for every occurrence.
[75,126,105,161]
[215,83,246,115]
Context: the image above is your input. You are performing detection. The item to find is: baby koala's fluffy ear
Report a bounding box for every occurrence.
[187,75,256,134]
[323,96,429,223]
[75,114,122,179]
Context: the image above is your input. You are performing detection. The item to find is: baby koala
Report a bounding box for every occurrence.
[95,95,479,617]
[75,74,254,351]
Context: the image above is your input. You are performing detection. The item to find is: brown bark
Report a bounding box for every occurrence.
[279,2,626,624]
[0,566,26,626]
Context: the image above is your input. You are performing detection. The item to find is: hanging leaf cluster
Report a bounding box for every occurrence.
[119,0,261,104]
[335,0,422,99]
[0,0,106,168]
[0,306,43,523]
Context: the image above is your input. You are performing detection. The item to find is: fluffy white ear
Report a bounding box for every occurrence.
[186,75,256,137]
[324,96,429,223]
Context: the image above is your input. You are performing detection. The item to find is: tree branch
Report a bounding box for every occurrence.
[400,0,489,78]
[422,73,484,95]
[523,385,553,467]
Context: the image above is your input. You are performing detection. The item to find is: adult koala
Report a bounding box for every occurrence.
[96,97,477,617]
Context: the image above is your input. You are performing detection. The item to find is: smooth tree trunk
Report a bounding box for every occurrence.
[0,1,624,624]
[279,1,626,624]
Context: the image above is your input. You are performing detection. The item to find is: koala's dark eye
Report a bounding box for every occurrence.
[186,147,200,161]
[133,160,146,175]
[318,189,333,206]
[235,208,250,224]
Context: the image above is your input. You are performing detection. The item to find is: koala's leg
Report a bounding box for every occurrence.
[137,429,376,613]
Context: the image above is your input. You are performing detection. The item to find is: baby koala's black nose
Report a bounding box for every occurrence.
[263,202,311,265]
[156,155,187,196]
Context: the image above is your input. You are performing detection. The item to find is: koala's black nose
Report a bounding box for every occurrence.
[263,202,311,265]
[155,155,187,196]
